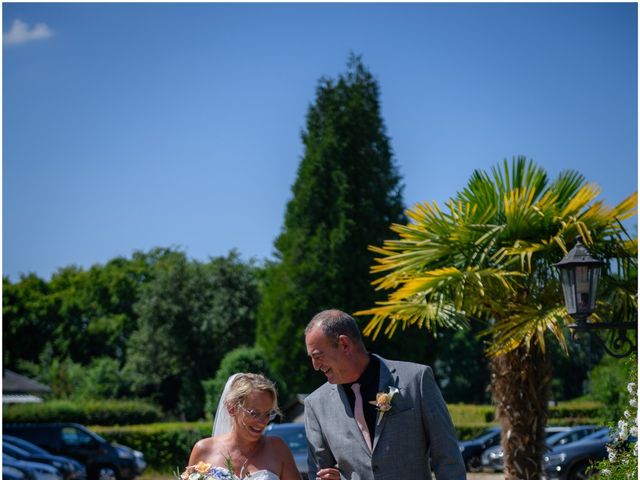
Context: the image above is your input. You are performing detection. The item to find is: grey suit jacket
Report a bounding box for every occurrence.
[304,355,466,480]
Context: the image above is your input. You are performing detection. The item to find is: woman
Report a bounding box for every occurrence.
[187,373,301,480]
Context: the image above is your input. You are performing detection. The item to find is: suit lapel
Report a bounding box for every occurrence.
[372,356,399,451]
[333,383,372,455]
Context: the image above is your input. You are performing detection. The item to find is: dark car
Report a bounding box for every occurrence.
[4,435,87,480]
[3,423,146,480]
[458,426,501,472]
[265,423,308,480]
[3,464,28,480]
[543,428,636,480]
[3,452,64,480]
[481,426,573,471]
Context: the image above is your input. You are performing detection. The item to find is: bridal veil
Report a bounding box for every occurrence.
[212,373,239,436]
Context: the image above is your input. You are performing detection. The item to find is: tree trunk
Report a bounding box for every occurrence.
[489,344,551,480]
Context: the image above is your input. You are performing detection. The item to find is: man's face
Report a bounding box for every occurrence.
[305,326,352,384]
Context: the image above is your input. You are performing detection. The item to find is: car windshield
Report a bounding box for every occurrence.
[581,428,611,442]
[546,431,570,445]
[475,428,500,442]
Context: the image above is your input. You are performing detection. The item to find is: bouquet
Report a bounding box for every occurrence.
[177,461,241,480]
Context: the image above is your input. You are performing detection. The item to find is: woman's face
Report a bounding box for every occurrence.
[232,390,275,439]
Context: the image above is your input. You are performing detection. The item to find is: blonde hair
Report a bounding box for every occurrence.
[225,373,281,416]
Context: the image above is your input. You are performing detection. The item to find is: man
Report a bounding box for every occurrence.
[304,309,466,480]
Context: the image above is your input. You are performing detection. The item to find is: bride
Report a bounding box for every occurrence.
[187,373,301,480]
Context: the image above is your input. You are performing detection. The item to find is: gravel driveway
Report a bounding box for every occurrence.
[468,473,503,479]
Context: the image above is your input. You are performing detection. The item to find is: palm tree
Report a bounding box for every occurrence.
[356,157,636,479]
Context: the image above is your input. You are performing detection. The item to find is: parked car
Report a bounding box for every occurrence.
[543,428,636,480]
[481,426,573,471]
[3,423,146,480]
[3,464,28,480]
[3,452,64,480]
[544,426,601,450]
[4,436,88,480]
[265,423,308,479]
[458,426,501,472]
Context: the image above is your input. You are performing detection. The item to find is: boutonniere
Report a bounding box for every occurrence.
[369,386,399,425]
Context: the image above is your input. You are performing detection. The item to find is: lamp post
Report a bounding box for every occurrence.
[555,236,637,358]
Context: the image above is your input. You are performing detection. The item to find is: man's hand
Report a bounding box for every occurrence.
[315,467,340,480]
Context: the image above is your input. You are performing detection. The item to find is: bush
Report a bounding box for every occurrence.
[588,355,635,423]
[448,403,496,424]
[3,399,163,425]
[593,357,638,480]
[202,346,288,421]
[93,422,211,473]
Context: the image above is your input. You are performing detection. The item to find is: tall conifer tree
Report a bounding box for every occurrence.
[256,55,406,393]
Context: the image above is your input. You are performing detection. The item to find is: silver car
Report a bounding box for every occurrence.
[481,426,573,471]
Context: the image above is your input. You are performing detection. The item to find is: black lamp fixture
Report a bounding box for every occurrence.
[555,236,637,358]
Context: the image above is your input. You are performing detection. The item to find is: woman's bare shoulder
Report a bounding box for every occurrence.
[189,436,225,464]
[263,435,292,455]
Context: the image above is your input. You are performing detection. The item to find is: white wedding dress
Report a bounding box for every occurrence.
[217,467,280,480]
[211,375,280,480]
[244,469,280,480]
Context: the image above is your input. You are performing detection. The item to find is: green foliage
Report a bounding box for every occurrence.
[3,399,163,425]
[433,325,491,404]
[202,346,288,421]
[4,248,262,420]
[3,274,56,367]
[588,355,636,424]
[548,400,604,420]
[548,332,604,401]
[447,404,496,425]
[594,358,638,479]
[125,250,261,420]
[18,356,131,400]
[3,248,175,371]
[93,422,211,473]
[256,54,407,393]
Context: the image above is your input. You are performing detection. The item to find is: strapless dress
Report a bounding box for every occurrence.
[216,467,279,480]
[245,470,279,480]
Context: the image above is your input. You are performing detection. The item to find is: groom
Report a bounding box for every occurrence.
[304,309,466,480]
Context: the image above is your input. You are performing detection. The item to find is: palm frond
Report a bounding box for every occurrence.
[356,296,468,340]
[483,305,568,356]
[361,157,636,357]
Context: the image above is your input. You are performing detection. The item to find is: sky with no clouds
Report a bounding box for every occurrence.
[3,2,637,281]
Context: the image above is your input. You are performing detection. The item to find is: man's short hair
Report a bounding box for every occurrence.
[305,309,364,346]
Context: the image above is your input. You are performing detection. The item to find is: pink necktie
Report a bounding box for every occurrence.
[351,383,372,451]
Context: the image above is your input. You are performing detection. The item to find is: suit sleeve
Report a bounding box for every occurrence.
[304,396,336,480]
[419,366,467,479]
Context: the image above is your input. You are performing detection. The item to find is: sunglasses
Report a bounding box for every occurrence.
[239,405,278,422]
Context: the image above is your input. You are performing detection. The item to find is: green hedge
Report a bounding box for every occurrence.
[548,400,603,420]
[3,400,163,425]
[93,422,211,474]
[448,403,496,424]
[448,401,602,425]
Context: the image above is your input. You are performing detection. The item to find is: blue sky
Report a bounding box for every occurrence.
[3,2,637,281]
